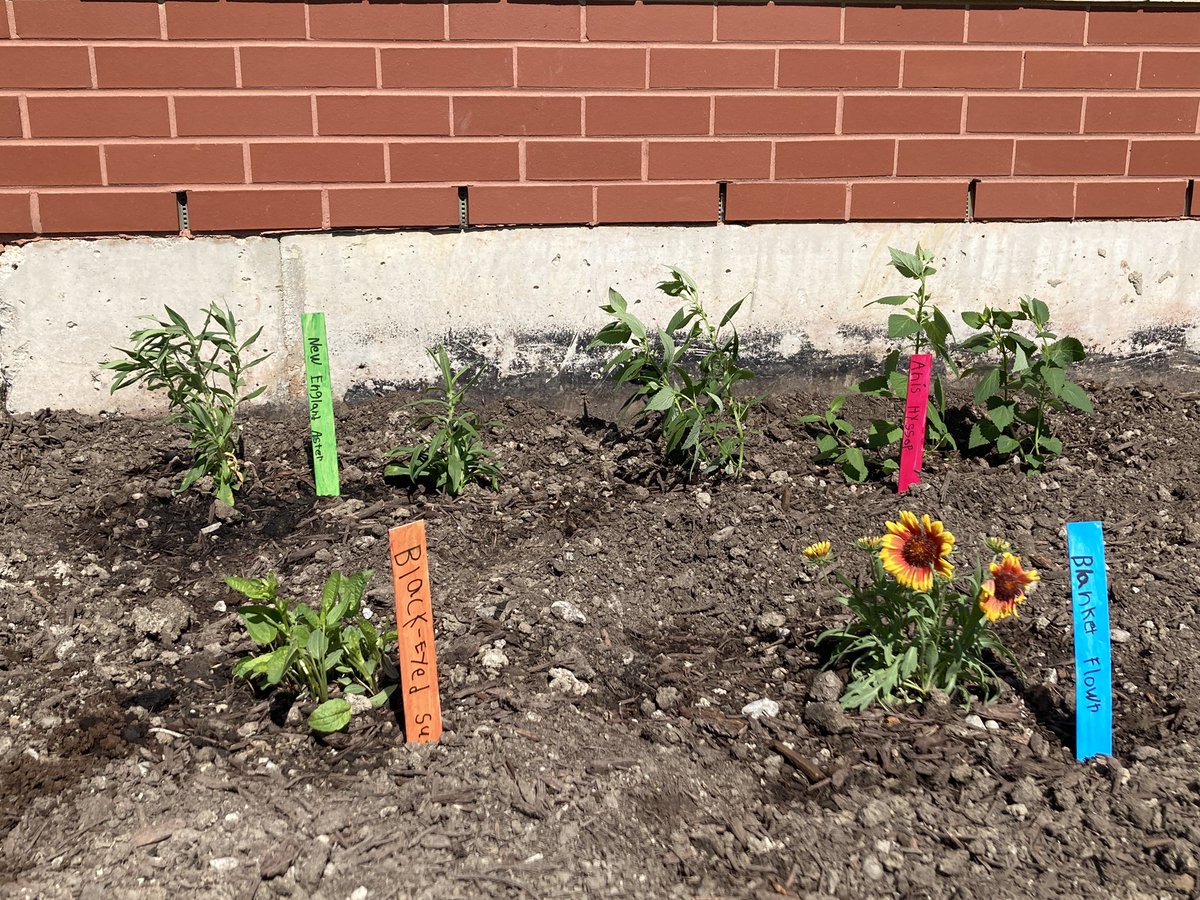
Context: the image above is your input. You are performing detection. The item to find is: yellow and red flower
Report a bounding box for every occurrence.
[802,541,832,561]
[978,552,1039,622]
[879,511,955,591]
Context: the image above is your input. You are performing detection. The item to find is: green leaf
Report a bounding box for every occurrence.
[238,605,281,644]
[265,645,294,686]
[887,314,922,340]
[888,247,924,280]
[973,367,1002,406]
[868,295,910,307]
[960,310,985,330]
[644,385,676,413]
[225,575,274,602]
[986,400,1016,431]
[815,434,839,455]
[1058,380,1093,413]
[841,447,868,483]
[1028,297,1050,328]
[1038,435,1064,454]
[719,298,745,328]
[995,434,1020,454]
[307,699,352,734]
[968,422,990,450]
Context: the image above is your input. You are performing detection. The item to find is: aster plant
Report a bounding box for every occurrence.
[805,513,1037,711]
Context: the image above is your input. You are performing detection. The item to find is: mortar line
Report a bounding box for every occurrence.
[233,47,243,89]
[28,192,40,233]
[98,145,108,185]
[158,2,168,40]
[167,95,177,138]
[242,143,252,184]
[310,95,319,137]
[87,46,98,89]
[17,94,28,139]
[4,1,15,38]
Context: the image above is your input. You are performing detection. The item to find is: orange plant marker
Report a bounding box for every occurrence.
[388,521,442,743]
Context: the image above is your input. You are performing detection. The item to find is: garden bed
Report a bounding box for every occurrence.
[1,373,1198,898]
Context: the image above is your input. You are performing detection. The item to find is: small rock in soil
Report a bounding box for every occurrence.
[863,855,885,881]
[1112,627,1132,643]
[964,714,986,730]
[548,667,589,697]
[209,857,239,873]
[347,693,373,715]
[808,671,843,703]
[131,596,191,643]
[550,600,587,625]
[741,698,779,720]
[655,686,681,711]
[755,611,786,634]
[478,644,509,673]
[858,800,890,829]
[804,701,852,734]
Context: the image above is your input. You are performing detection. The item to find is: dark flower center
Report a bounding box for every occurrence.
[992,568,1026,603]
[901,531,940,568]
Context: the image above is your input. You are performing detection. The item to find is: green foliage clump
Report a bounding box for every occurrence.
[385,345,502,497]
[228,570,396,734]
[590,267,758,478]
[101,303,268,506]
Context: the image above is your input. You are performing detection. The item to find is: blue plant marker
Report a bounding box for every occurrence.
[1066,521,1113,761]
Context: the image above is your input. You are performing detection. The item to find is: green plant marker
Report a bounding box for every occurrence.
[302,313,340,497]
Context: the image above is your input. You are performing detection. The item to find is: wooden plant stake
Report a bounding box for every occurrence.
[897,353,932,493]
[1067,521,1113,761]
[388,521,443,743]
[301,312,340,497]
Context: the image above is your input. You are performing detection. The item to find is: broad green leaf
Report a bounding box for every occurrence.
[719,298,745,328]
[238,605,281,644]
[1041,365,1066,397]
[973,366,1001,406]
[1059,380,1093,413]
[995,434,1020,454]
[225,575,273,602]
[841,447,868,483]
[308,699,352,734]
[265,645,294,686]
[987,400,1016,431]
[887,314,922,340]
[815,434,839,455]
[644,386,676,413]
[960,310,985,330]
[888,247,923,280]
[1038,435,1064,454]
[868,295,910,307]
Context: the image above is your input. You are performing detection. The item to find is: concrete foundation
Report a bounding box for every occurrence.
[1,221,1197,413]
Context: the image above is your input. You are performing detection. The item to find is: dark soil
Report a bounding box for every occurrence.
[1,374,1199,899]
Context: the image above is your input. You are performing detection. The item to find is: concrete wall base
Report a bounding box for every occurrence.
[1,221,1196,414]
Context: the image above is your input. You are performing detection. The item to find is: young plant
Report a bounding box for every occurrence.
[589,267,758,478]
[806,516,1035,710]
[959,296,1092,470]
[101,304,268,506]
[385,345,502,497]
[228,569,397,734]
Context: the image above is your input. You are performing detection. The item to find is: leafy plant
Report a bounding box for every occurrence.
[101,303,268,506]
[385,345,502,497]
[959,296,1092,470]
[228,569,397,734]
[589,267,758,478]
[807,516,1034,711]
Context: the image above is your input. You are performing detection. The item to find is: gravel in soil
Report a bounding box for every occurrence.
[1,378,1199,899]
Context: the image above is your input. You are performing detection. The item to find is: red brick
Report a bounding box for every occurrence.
[778,49,900,89]
[1088,10,1200,46]
[716,4,840,42]
[328,187,459,228]
[897,139,1013,176]
[967,8,1085,45]
[527,141,642,181]
[469,185,592,226]
[903,50,1021,89]
[382,48,513,89]
[28,97,170,138]
[449,1,580,40]
[165,1,305,39]
[1075,181,1187,218]
[390,142,520,182]
[586,96,710,137]
[0,14,7,39]
[310,3,445,40]
[725,182,846,222]
[454,96,580,136]
[775,139,895,178]
[966,96,1082,134]
[250,143,386,184]
[38,191,179,234]
[106,143,246,186]
[648,141,771,180]
[1023,52,1139,90]
[595,183,717,224]
[844,6,965,43]
[189,189,323,232]
[972,181,1074,220]
[1141,52,1200,90]
[587,2,712,42]
[95,47,236,89]
[1014,140,1128,176]
[850,181,967,220]
[316,96,451,137]
[715,95,836,135]
[1086,97,1199,135]
[175,95,314,137]
[0,194,32,233]
[12,0,159,38]
[241,48,377,89]
[650,49,774,89]
[0,97,21,138]
[843,95,963,135]
[0,47,92,88]
[518,47,645,90]
[0,146,102,187]
[1128,140,1200,176]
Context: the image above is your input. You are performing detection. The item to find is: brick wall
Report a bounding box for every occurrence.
[1,0,1198,236]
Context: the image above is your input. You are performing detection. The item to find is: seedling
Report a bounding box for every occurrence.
[228,569,396,734]
[590,267,758,478]
[385,345,502,497]
[101,303,268,506]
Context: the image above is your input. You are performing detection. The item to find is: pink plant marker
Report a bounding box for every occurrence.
[897,353,932,493]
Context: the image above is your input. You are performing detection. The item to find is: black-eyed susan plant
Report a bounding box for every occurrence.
[806,513,1038,710]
